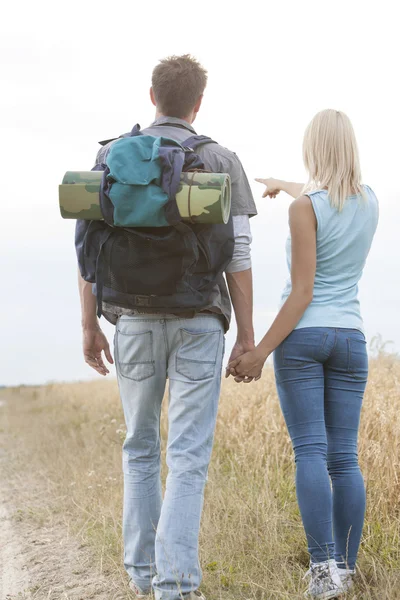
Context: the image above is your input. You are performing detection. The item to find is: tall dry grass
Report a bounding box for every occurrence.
[1,356,399,599]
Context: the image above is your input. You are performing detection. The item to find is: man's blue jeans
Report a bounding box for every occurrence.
[114,313,225,599]
[274,327,368,569]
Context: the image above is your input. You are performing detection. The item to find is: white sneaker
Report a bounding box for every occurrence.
[337,567,355,592]
[129,579,152,598]
[305,559,345,599]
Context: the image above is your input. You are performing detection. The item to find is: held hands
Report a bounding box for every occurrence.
[227,347,268,383]
[225,340,256,383]
[255,177,282,198]
[83,326,114,376]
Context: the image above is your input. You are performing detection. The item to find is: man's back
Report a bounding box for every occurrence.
[98,115,257,331]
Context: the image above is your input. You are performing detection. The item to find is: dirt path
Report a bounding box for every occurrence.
[0,499,30,599]
[0,487,128,600]
[0,398,127,600]
[0,500,129,600]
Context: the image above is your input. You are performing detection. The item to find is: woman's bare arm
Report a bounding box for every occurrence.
[257,195,316,354]
[256,178,305,199]
[228,195,316,379]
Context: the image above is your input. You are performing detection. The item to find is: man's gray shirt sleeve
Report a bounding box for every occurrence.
[225,215,252,273]
[200,146,257,218]
[199,146,256,274]
[225,153,257,218]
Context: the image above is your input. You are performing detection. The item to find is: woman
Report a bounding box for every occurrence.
[228,109,379,599]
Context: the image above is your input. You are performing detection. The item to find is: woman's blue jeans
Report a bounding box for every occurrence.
[274,327,368,569]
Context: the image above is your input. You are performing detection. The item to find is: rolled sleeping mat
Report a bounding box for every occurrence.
[176,171,231,224]
[59,171,231,225]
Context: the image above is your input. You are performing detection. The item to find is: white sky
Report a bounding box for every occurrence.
[1,0,399,386]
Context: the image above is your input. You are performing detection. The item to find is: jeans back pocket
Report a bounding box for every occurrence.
[176,329,221,381]
[347,337,368,379]
[282,332,326,367]
[116,330,155,381]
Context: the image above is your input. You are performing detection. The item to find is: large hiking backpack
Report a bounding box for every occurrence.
[75,124,235,317]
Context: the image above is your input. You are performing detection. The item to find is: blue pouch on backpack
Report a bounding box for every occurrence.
[99,124,209,228]
[106,136,172,227]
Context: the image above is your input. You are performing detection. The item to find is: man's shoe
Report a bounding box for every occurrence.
[304,559,345,599]
[129,579,152,598]
[184,592,206,600]
[337,567,355,592]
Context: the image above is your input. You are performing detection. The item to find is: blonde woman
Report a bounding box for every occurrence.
[228,110,379,599]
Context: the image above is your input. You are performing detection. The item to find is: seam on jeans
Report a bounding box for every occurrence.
[118,315,222,323]
[347,337,351,373]
[162,321,169,363]
[179,328,221,337]
[114,330,120,375]
[177,358,216,365]
[119,360,154,365]
[319,332,329,356]
[174,367,216,382]
[117,328,153,336]
[331,330,338,355]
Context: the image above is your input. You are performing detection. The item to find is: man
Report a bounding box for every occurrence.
[78,55,257,600]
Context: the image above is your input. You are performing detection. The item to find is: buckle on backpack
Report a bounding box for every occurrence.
[183,146,194,152]
[135,295,151,307]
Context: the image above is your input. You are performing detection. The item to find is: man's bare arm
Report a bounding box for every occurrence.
[78,269,113,376]
[224,214,255,379]
[225,268,255,378]
[226,269,254,346]
[78,269,98,329]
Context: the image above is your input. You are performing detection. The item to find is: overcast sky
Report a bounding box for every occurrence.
[1,0,399,386]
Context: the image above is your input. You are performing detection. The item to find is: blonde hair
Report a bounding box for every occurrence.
[302,109,365,211]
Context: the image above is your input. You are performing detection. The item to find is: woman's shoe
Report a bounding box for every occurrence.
[305,559,345,599]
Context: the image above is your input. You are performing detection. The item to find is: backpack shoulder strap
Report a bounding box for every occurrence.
[181,135,217,151]
[98,124,142,146]
[152,122,217,150]
[129,124,143,137]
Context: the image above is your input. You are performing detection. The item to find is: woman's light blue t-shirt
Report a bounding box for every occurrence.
[281,185,379,332]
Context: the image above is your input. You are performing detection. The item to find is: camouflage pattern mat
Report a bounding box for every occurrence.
[59,171,231,224]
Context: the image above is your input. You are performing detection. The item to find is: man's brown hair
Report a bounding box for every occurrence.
[151,54,208,118]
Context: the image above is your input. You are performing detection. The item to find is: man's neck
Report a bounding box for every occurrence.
[155,112,193,124]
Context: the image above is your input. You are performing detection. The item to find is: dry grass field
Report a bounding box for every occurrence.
[1,355,400,599]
